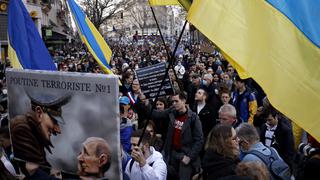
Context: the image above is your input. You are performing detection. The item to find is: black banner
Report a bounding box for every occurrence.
[136,62,174,99]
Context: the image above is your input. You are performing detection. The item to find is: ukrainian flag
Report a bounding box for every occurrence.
[67,0,113,75]
[8,0,56,70]
[188,0,320,141]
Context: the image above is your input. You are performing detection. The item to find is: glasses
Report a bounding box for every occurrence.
[238,139,246,145]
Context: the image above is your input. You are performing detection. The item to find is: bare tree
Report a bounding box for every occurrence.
[129,4,149,35]
[81,0,129,29]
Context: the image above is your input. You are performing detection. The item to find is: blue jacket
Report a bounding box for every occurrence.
[232,89,257,124]
[120,118,133,153]
[241,142,271,163]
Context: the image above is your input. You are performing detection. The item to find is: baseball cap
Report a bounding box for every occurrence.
[119,96,130,105]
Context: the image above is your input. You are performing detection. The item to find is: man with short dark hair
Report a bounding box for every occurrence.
[125,130,167,180]
[142,91,204,180]
[232,76,257,124]
[259,106,295,171]
[192,88,216,139]
[187,73,201,108]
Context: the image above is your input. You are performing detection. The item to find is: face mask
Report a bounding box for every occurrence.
[202,80,207,86]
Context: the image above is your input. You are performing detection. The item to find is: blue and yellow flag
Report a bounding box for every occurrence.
[188,0,320,141]
[8,0,56,70]
[67,0,113,75]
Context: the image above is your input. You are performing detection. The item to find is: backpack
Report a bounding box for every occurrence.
[247,147,291,180]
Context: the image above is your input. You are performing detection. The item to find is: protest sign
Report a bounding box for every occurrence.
[136,62,174,99]
[200,44,215,53]
[6,69,121,179]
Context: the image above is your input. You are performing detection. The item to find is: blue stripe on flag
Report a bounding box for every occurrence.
[266,0,320,48]
[67,0,111,69]
[8,0,56,70]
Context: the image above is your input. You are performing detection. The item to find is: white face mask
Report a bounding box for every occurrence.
[202,80,207,86]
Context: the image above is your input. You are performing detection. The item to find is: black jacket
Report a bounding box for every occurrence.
[146,106,204,168]
[191,103,217,139]
[202,150,239,180]
[260,119,295,170]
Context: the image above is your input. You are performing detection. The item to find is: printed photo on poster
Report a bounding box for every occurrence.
[6,69,121,179]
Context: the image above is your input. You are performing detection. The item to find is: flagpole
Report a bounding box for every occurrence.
[149,6,186,90]
[137,12,188,146]
[0,41,2,63]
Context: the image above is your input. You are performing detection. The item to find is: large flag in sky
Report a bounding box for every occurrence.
[8,0,56,70]
[188,0,320,141]
[67,0,113,75]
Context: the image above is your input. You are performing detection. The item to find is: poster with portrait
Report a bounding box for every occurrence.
[6,69,121,179]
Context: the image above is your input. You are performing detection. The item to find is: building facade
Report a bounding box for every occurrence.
[103,0,177,43]
[0,0,72,60]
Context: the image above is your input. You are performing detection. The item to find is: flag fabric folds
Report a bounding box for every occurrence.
[8,0,56,70]
[177,0,191,11]
[148,0,180,6]
[67,0,113,75]
[188,0,320,141]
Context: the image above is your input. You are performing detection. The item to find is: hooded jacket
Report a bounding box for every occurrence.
[125,146,167,180]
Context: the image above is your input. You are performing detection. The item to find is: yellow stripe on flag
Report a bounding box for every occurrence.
[8,43,23,69]
[81,35,113,75]
[148,0,180,6]
[85,18,112,65]
[188,0,320,141]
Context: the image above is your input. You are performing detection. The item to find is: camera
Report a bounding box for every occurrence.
[298,143,318,156]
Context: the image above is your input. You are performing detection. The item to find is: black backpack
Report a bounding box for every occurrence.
[247,147,291,180]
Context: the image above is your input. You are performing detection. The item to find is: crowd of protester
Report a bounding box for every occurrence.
[1,38,320,180]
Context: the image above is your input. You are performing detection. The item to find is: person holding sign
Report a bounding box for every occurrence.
[141,91,204,180]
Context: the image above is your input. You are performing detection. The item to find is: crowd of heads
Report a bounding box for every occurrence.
[0,37,319,179]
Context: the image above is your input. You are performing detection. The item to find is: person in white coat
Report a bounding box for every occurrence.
[125,130,167,180]
[174,59,185,80]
